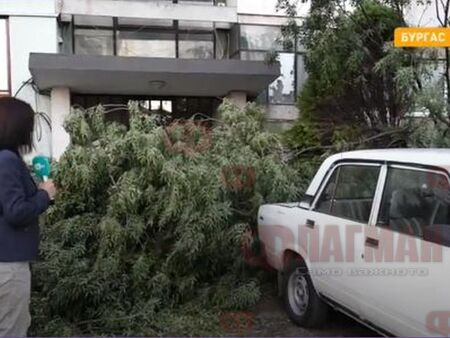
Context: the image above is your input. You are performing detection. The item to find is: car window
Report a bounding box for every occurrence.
[377,167,450,246]
[315,168,339,214]
[315,165,380,223]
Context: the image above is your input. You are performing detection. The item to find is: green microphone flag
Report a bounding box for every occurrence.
[32,155,51,182]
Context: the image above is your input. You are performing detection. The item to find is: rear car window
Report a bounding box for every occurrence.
[377,167,450,246]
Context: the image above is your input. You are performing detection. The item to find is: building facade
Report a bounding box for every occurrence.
[0,0,310,159]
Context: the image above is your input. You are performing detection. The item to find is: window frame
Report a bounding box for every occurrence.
[236,23,306,106]
[0,16,11,96]
[239,24,283,52]
[311,162,383,224]
[74,27,115,56]
[117,30,177,58]
[71,15,218,60]
[267,51,296,105]
[178,30,215,59]
[372,164,450,237]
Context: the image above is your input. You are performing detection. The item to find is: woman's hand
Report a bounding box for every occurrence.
[39,180,57,200]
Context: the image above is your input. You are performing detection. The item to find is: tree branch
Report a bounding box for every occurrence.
[289,127,409,159]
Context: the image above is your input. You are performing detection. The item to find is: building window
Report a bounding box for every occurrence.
[117,18,176,58]
[0,18,10,96]
[75,29,114,56]
[179,34,214,59]
[73,16,114,56]
[240,25,282,51]
[269,53,295,104]
[118,31,176,58]
[178,21,214,59]
[229,24,240,59]
[215,29,230,59]
[71,16,220,60]
[150,100,173,112]
[238,24,307,105]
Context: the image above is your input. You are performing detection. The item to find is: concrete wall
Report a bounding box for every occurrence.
[237,0,310,16]
[2,0,58,160]
[238,14,303,26]
[50,88,71,160]
[0,0,56,16]
[266,104,299,121]
[59,0,237,23]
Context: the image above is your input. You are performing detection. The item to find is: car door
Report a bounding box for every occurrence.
[357,164,450,336]
[305,162,381,314]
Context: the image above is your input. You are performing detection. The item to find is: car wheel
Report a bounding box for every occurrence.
[283,257,328,327]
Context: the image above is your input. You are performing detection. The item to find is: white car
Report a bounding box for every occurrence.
[257,149,450,337]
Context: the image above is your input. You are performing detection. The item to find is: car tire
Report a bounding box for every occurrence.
[283,257,328,327]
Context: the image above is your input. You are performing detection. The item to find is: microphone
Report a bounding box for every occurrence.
[32,155,51,182]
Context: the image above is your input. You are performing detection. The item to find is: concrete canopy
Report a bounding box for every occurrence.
[29,53,280,97]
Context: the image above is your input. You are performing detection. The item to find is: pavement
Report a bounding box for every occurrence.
[249,294,378,337]
[223,281,379,337]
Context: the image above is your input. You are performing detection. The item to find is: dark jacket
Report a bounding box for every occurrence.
[0,150,50,262]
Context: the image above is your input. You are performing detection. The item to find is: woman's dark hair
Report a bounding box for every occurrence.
[0,97,35,154]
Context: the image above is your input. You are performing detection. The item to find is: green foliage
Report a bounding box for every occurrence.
[299,0,415,126]
[404,63,450,147]
[407,82,450,147]
[407,117,450,147]
[31,101,302,336]
[283,120,321,149]
[277,0,425,151]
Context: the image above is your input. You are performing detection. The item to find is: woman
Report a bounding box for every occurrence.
[0,97,56,337]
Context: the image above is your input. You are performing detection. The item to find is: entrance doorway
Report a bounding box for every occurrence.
[71,94,222,125]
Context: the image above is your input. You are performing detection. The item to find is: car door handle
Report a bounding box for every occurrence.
[306,219,315,229]
[365,237,379,248]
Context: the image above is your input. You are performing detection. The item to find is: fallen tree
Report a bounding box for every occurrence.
[31,101,304,336]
